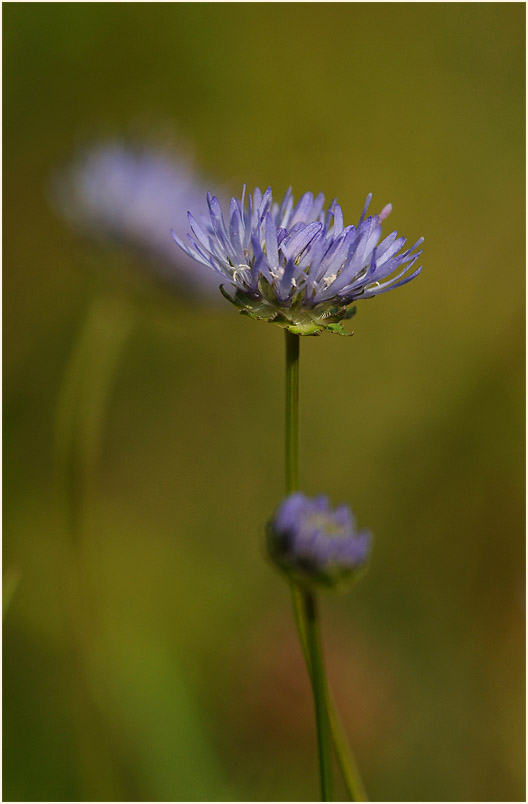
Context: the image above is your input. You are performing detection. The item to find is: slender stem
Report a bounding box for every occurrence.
[285,329,299,495]
[290,584,368,801]
[285,330,333,800]
[327,701,368,802]
[3,567,21,619]
[303,590,334,801]
[55,298,133,800]
[284,329,368,802]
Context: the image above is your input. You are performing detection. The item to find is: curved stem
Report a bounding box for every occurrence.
[290,583,368,801]
[285,331,333,800]
[327,700,368,802]
[284,329,368,802]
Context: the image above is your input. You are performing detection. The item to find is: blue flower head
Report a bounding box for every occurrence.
[173,187,423,334]
[267,492,371,590]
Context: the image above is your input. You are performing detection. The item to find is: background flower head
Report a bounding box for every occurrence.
[53,139,222,298]
[174,187,423,334]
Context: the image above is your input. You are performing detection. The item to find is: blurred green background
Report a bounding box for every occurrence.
[3,3,525,802]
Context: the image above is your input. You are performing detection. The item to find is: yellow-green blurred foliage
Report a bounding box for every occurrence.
[3,4,525,802]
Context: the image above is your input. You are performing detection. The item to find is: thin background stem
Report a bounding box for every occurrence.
[56,297,134,800]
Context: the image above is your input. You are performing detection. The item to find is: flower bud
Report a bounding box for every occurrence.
[267,492,371,591]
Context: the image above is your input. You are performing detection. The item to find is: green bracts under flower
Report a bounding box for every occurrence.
[220,282,356,336]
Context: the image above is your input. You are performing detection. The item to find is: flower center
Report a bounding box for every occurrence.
[305,514,345,538]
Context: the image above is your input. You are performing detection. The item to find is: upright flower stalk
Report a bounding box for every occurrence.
[285,331,333,799]
[303,589,334,800]
[284,332,368,801]
[175,185,423,801]
[285,330,300,494]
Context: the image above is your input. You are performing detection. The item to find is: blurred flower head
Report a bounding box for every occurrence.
[53,140,222,297]
[267,492,371,590]
[173,187,423,334]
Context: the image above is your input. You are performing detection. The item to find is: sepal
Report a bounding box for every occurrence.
[219,283,355,335]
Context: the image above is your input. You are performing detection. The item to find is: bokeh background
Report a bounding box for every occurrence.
[3,4,525,802]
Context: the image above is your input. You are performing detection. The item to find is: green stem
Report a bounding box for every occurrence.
[55,297,134,800]
[284,329,368,802]
[285,330,299,495]
[303,590,334,801]
[3,567,21,619]
[290,583,368,801]
[327,701,368,803]
[285,331,333,800]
